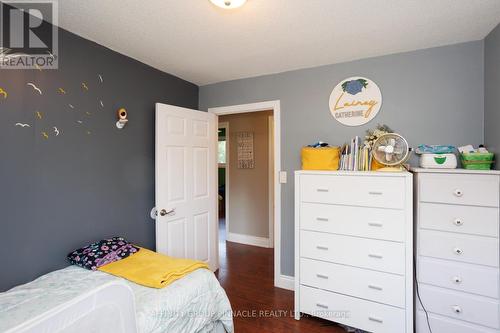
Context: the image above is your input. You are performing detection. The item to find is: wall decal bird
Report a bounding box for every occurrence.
[100,100,104,107]
[35,111,43,119]
[53,126,60,136]
[68,104,75,109]
[76,120,83,124]
[58,88,66,94]
[81,82,89,91]
[41,132,49,139]
[15,123,31,128]
[27,83,43,95]
[98,74,103,83]
[0,87,7,99]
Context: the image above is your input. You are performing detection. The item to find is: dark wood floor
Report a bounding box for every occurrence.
[215,234,346,332]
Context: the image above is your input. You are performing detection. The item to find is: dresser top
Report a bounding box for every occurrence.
[295,170,412,177]
[411,167,500,175]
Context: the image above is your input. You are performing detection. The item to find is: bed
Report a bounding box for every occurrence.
[0,266,234,333]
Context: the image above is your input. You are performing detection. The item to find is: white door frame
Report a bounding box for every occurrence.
[209,100,285,289]
[268,115,274,248]
[217,122,230,238]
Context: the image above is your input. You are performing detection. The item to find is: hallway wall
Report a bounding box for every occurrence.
[220,111,273,243]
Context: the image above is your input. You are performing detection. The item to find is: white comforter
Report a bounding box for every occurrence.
[0,266,234,333]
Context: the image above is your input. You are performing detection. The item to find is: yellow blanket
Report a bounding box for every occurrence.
[98,247,209,288]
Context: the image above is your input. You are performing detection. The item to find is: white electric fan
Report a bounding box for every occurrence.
[372,133,411,171]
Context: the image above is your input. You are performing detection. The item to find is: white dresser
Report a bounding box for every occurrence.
[413,168,500,333]
[294,171,413,333]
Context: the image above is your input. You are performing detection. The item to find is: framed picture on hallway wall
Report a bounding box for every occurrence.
[237,131,254,169]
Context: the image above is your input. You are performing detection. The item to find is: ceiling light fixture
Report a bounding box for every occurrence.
[209,0,247,9]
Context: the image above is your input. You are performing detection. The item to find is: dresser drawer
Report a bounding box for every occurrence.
[418,284,500,329]
[419,203,499,237]
[300,258,405,307]
[300,203,406,242]
[419,174,499,207]
[300,230,405,275]
[416,311,498,333]
[419,229,499,267]
[300,175,406,209]
[418,257,499,298]
[300,285,406,333]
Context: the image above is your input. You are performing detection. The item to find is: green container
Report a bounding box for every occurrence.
[460,152,495,170]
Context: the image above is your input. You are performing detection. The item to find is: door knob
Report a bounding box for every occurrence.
[159,208,175,216]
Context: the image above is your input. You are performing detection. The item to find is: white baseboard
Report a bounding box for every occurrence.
[226,232,270,248]
[274,274,294,291]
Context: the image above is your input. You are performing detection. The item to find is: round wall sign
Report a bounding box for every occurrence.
[329,76,382,126]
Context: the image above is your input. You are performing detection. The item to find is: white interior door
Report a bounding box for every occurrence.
[155,103,218,271]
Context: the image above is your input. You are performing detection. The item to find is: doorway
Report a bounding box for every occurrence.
[218,122,228,244]
[217,111,273,249]
[209,100,284,289]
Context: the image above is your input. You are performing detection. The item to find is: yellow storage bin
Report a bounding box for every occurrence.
[301,146,340,170]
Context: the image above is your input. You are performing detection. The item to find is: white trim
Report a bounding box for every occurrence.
[268,115,274,248]
[209,100,283,289]
[275,274,294,291]
[210,101,279,115]
[227,232,270,248]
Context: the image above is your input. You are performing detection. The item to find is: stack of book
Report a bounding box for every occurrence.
[339,136,373,171]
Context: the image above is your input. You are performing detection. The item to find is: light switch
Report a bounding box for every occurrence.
[279,171,287,184]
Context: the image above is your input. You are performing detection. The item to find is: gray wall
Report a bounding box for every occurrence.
[485,23,500,169]
[0,27,198,291]
[200,41,485,276]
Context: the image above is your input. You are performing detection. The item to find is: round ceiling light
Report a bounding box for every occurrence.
[209,0,247,9]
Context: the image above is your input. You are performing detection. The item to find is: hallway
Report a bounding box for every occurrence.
[215,240,345,332]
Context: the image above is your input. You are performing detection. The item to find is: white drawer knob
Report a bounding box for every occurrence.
[454,247,463,255]
[453,218,464,226]
[452,276,462,284]
[452,305,462,314]
[453,189,463,197]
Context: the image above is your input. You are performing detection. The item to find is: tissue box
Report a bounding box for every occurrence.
[419,153,457,169]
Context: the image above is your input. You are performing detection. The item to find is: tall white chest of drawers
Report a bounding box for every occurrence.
[414,168,500,333]
[294,171,414,333]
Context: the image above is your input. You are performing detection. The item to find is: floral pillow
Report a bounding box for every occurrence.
[67,237,139,270]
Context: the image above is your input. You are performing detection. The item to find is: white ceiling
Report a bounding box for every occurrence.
[55,0,500,86]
